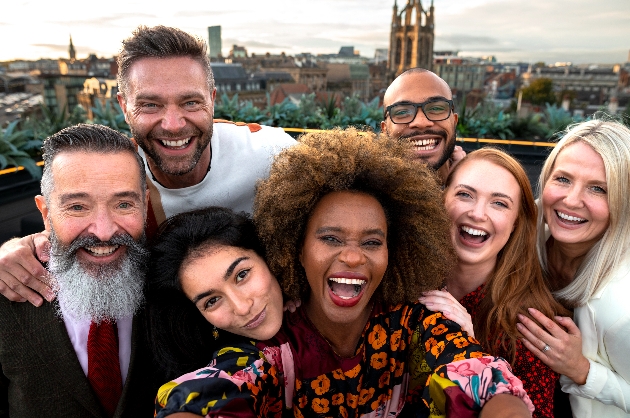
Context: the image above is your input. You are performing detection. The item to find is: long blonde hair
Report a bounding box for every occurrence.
[445,148,568,361]
[536,119,630,307]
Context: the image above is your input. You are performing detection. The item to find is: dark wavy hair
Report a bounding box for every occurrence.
[254,128,455,304]
[145,207,264,380]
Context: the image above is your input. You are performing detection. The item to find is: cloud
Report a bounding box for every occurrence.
[436,0,630,62]
[45,13,156,27]
[173,10,235,18]
[31,43,69,53]
[223,38,289,50]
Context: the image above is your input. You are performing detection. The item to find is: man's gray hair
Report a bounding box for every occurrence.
[117,25,215,98]
[40,124,146,200]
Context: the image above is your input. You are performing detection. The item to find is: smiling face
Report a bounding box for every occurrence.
[180,245,284,340]
[444,159,521,273]
[34,150,148,321]
[300,191,388,334]
[36,151,146,271]
[381,71,458,171]
[118,56,216,189]
[542,141,610,252]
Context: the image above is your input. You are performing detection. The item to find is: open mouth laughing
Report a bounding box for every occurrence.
[84,245,120,257]
[328,277,367,300]
[555,210,587,224]
[411,138,438,151]
[160,137,191,149]
[459,225,489,244]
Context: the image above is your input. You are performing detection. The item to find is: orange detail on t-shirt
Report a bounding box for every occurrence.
[214,119,263,133]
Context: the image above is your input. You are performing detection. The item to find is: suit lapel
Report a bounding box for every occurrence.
[10,301,104,417]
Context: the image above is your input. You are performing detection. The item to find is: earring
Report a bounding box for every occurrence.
[212,325,219,340]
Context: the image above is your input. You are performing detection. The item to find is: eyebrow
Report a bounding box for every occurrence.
[455,184,514,204]
[553,169,607,186]
[315,226,386,237]
[191,256,250,305]
[58,192,89,204]
[392,96,450,105]
[58,191,142,205]
[135,91,206,102]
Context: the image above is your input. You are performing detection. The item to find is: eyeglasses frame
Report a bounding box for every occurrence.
[384,98,455,124]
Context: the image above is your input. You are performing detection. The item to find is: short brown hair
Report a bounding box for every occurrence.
[254,128,455,305]
[117,25,214,97]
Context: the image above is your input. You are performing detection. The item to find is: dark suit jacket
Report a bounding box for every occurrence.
[0,298,158,417]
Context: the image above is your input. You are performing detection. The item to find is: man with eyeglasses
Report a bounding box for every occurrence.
[381,68,464,183]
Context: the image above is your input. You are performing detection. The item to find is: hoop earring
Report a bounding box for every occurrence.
[213,325,219,340]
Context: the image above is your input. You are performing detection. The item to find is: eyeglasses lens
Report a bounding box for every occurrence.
[389,101,451,123]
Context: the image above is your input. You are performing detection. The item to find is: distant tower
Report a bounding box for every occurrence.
[208,26,222,59]
[69,35,76,61]
[387,0,434,79]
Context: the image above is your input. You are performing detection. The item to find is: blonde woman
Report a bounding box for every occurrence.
[518,119,630,417]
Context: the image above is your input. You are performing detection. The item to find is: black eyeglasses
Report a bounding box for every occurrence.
[384,99,454,124]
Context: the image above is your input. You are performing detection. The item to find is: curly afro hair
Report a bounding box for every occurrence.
[254,128,455,305]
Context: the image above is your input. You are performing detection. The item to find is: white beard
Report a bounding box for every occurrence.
[48,229,147,324]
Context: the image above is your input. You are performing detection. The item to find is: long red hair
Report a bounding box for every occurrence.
[445,148,569,361]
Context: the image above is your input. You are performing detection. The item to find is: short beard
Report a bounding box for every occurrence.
[131,123,212,176]
[398,129,456,171]
[48,230,148,324]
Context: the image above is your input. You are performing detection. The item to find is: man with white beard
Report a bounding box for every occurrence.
[0,124,157,417]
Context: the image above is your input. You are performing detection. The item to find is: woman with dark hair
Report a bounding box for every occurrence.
[156,129,533,417]
[420,148,569,417]
[145,207,284,381]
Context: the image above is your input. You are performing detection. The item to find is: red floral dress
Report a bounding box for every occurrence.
[460,284,558,418]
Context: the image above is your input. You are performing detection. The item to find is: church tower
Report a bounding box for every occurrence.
[69,35,76,61]
[387,0,434,80]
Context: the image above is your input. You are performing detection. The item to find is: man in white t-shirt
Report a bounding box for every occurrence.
[0,26,295,305]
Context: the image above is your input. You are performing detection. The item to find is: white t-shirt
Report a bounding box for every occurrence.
[141,120,295,223]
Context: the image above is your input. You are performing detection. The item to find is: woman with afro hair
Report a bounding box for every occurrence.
[156,128,534,418]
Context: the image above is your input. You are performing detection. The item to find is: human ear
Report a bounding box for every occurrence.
[34,195,51,231]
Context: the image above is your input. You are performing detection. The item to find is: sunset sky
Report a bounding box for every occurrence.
[2,0,628,64]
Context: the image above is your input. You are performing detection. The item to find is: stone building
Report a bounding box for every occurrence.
[387,0,435,79]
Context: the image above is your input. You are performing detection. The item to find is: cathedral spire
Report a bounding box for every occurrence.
[69,35,76,61]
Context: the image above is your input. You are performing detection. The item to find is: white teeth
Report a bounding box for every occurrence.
[461,226,487,236]
[329,277,366,285]
[85,245,119,256]
[557,211,586,222]
[411,139,437,150]
[161,138,191,147]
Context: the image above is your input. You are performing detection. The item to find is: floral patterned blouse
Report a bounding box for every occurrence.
[155,303,533,418]
[460,284,558,418]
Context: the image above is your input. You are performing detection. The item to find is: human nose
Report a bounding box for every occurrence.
[231,293,254,316]
[408,106,435,129]
[468,200,487,221]
[86,207,119,242]
[339,244,367,267]
[161,105,186,132]
[563,185,584,208]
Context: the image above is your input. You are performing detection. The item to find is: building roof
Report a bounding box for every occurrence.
[210,63,248,80]
[269,83,313,105]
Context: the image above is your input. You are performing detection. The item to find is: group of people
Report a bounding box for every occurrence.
[0,24,627,418]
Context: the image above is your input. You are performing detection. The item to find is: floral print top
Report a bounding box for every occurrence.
[460,284,558,418]
[155,303,533,418]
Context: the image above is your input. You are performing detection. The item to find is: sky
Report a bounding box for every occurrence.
[1,0,629,64]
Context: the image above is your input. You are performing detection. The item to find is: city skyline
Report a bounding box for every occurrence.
[1,0,629,64]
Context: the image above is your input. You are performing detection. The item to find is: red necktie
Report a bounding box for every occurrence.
[87,320,123,417]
